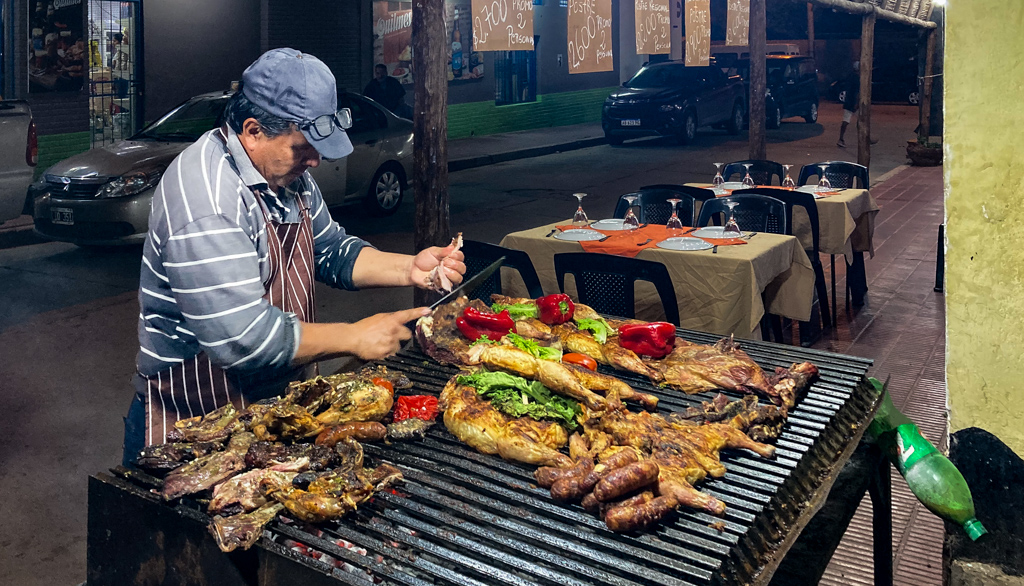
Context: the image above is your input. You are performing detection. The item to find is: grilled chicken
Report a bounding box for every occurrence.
[551,324,665,383]
[209,503,284,552]
[162,432,256,501]
[259,463,402,524]
[440,375,572,468]
[168,403,244,443]
[466,344,608,411]
[248,402,324,442]
[315,378,394,426]
[669,393,788,442]
[208,469,297,515]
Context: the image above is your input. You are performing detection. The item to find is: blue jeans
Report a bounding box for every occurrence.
[122,393,146,467]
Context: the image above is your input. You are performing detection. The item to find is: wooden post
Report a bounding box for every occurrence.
[857,10,875,169]
[412,0,451,307]
[807,2,815,59]
[748,0,766,160]
[919,27,937,140]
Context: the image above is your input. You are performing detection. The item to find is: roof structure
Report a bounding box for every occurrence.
[809,0,937,28]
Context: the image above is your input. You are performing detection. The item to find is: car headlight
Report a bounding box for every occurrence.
[96,171,163,199]
[658,104,682,112]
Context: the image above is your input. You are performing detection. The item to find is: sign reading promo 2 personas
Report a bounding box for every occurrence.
[471,0,535,51]
[635,0,671,55]
[684,0,710,67]
[725,0,749,47]
[568,0,614,74]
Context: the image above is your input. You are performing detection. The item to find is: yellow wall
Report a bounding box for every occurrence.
[945,1,1024,455]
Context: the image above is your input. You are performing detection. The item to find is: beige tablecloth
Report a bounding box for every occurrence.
[499,221,814,338]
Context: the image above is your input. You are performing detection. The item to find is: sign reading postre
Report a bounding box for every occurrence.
[471,0,534,51]
[635,0,671,55]
[568,0,614,74]
[684,0,710,67]
[725,0,749,47]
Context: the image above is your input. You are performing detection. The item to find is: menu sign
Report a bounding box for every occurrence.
[568,0,614,74]
[635,0,671,55]
[684,0,710,67]
[471,0,535,51]
[725,0,749,47]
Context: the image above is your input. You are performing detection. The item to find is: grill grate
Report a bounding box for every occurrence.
[114,328,877,586]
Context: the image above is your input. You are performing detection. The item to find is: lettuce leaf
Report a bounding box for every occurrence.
[505,332,562,361]
[456,371,580,430]
[575,317,613,344]
[491,302,539,320]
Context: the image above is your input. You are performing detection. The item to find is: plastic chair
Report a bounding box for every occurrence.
[797,161,869,189]
[696,194,787,234]
[638,184,716,226]
[613,188,693,227]
[461,240,545,302]
[723,160,785,186]
[553,253,680,326]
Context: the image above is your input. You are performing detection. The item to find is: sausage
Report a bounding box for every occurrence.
[581,492,601,513]
[584,490,654,519]
[596,447,639,470]
[535,456,591,489]
[592,460,660,502]
[550,459,598,501]
[605,495,678,532]
[314,422,387,446]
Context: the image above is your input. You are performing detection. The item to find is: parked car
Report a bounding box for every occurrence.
[828,57,920,105]
[724,55,819,128]
[0,100,37,224]
[30,90,412,246]
[602,60,746,145]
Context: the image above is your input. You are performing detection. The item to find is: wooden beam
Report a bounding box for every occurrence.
[748,0,766,160]
[857,11,875,169]
[919,28,937,140]
[412,0,451,307]
[807,2,815,59]
[807,0,936,29]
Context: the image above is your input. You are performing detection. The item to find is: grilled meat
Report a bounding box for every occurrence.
[427,232,463,293]
[162,432,255,500]
[440,375,572,467]
[244,441,339,471]
[168,403,244,443]
[550,323,664,382]
[466,344,608,411]
[669,393,788,442]
[563,362,658,410]
[768,361,820,410]
[248,402,323,442]
[386,417,435,441]
[315,377,394,426]
[416,295,477,365]
[209,503,284,552]
[134,441,222,474]
[259,463,403,524]
[208,469,297,515]
[315,422,388,446]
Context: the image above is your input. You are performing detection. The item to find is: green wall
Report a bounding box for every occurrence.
[945,1,1024,455]
[35,132,91,180]
[448,87,616,139]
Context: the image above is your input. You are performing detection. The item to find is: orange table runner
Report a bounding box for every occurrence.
[556,224,746,258]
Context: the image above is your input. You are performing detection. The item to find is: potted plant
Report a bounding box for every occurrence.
[907,135,942,166]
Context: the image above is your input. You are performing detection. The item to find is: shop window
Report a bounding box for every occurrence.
[88,0,140,146]
[495,39,538,106]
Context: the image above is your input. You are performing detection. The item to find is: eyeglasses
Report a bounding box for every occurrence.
[300,108,353,139]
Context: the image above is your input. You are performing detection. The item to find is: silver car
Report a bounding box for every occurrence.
[31,90,413,245]
[0,100,37,224]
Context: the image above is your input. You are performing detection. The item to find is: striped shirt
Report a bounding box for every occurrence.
[136,127,370,388]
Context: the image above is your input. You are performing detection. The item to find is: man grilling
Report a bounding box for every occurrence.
[122,48,465,462]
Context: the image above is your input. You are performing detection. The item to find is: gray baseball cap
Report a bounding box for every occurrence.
[241,48,353,159]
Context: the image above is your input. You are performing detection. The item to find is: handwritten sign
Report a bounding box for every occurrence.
[725,0,749,47]
[568,0,614,74]
[635,0,671,55]
[684,0,710,67]
[471,0,534,51]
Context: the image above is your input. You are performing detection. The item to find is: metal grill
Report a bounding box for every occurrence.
[107,329,877,586]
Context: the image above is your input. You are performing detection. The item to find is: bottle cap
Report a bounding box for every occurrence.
[963,518,987,541]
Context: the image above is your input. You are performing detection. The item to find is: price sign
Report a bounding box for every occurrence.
[471,0,535,51]
[568,0,614,74]
[635,0,671,55]
[684,0,710,67]
[725,0,749,47]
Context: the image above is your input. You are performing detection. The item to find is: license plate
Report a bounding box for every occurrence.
[51,208,74,225]
[620,119,641,127]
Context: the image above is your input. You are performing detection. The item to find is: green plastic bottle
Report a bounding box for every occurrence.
[866,378,987,541]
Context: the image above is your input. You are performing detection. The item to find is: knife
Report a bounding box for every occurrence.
[430,256,506,310]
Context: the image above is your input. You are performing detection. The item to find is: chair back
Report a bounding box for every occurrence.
[798,161,869,189]
[461,240,545,302]
[733,187,820,254]
[696,193,787,235]
[723,160,785,186]
[553,253,680,326]
[639,184,716,226]
[612,187,697,227]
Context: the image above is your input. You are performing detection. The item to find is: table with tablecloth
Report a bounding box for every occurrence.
[499,221,815,339]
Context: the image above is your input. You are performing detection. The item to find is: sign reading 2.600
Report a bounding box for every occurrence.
[472,0,534,51]
[568,0,614,74]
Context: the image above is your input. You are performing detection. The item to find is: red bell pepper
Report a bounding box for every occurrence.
[617,322,676,358]
[537,294,575,325]
[456,307,517,342]
[393,395,439,422]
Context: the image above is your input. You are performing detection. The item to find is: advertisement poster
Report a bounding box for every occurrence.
[725,0,749,47]
[635,0,670,55]
[684,0,710,67]
[372,0,484,86]
[29,0,86,93]
[567,0,613,74]
[471,0,535,51]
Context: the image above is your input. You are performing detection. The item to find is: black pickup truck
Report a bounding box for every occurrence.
[602,60,746,145]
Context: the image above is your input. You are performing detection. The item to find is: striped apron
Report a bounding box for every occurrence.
[132,190,316,448]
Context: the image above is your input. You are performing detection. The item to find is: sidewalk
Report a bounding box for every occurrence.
[448,121,605,172]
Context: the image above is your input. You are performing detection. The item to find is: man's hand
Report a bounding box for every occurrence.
[410,243,466,290]
[292,307,431,365]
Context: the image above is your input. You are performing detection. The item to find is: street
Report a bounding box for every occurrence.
[0,102,919,585]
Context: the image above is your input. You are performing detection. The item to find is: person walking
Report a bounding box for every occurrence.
[837,61,860,148]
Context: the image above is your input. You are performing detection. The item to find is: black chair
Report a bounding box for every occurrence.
[723,160,785,186]
[553,253,680,326]
[797,161,869,189]
[638,184,716,226]
[734,187,833,340]
[696,194,787,234]
[461,240,545,302]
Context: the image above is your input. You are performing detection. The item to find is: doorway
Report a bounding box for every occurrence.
[88,0,141,146]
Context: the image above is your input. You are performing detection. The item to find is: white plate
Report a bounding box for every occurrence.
[720,181,748,190]
[554,229,605,242]
[656,237,713,251]
[590,219,628,231]
[795,185,820,194]
[690,226,742,239]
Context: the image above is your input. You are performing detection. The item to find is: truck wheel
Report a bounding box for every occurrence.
[676,111,697,144]
[726,102,744,135]
[804,102,818,123]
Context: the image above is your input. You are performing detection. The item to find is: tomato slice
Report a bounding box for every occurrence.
[562,353,598,371]
[372,377,394,393]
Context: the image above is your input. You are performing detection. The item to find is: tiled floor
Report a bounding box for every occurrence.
[801,165,947,585]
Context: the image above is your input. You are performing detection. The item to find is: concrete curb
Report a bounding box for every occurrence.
[448,136,607,172]
[0,217,45,250]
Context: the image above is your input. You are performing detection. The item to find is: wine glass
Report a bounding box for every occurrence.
[815,165,832,194]
[782,164,796,188]
[712,163,725,188]
[666,198,684,236]
[742,163,756,188]
[622,195,640,229]
[723,201,742,237]
[572,192,590,227]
